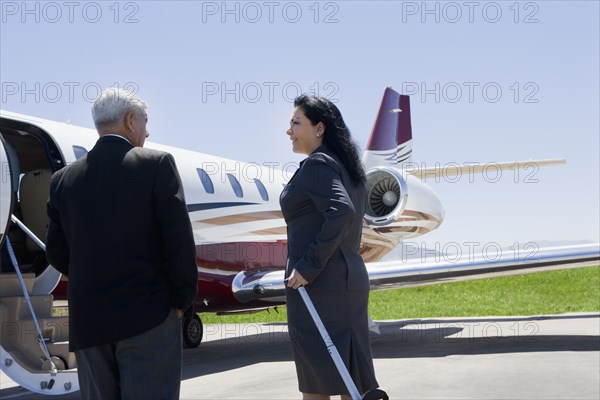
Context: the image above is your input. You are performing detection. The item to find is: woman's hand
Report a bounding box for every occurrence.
[286,269,308,289]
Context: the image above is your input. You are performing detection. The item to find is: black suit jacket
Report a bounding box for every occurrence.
[280,145,370,291]
[46,136,198,351]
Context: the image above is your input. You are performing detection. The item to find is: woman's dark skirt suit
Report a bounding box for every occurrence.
[280,145,379,395]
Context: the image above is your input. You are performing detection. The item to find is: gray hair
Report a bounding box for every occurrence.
[91,87,148,127]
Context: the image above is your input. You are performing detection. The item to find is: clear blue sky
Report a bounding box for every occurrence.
[1,1,598,252]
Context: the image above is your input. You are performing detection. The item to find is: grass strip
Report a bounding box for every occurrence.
[199,265,600,324]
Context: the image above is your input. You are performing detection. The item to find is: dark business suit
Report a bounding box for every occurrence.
[46,135,198,398]
[280,145,378,395]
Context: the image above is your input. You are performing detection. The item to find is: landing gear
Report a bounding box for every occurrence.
[182,313,203,348]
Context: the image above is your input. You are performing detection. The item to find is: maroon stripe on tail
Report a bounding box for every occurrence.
[366,87,412,151]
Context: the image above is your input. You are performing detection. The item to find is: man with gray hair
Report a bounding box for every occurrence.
[46,87,198,399]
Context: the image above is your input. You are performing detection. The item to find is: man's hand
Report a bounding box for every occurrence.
[176,308,184,319]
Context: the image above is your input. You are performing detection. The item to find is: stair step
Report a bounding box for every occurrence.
[0,295,54,320]
[46,342,77,370]
[1,317,73,371]
[0,273,36,297]
[2,316,70,345]
[41,316,70,343]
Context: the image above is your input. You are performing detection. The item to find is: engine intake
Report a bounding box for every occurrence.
[364,167,408,226]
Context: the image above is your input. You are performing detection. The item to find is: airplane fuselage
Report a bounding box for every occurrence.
[0,109,444,313]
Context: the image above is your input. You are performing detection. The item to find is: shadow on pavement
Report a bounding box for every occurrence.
[183,314,600,379]
[2,314,598,399]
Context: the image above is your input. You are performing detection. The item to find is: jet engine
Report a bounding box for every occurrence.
[364,166,408,226]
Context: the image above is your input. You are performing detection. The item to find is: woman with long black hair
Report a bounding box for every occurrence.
[280,95,380,399]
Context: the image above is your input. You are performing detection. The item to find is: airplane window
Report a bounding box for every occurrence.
[254,178,269,201]
[196,168,215,194]
[73,146,88,160]
[226,173,243,198]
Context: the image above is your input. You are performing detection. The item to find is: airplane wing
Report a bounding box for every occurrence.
[367,243,599,289]
[231,243,599,303]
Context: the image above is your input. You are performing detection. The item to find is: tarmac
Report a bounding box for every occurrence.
[1,312,599,399]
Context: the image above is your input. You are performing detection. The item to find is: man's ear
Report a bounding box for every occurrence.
[125,110,135,132]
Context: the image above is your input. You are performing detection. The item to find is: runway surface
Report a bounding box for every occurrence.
[1,313,599,399]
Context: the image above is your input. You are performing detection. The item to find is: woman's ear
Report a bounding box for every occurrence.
[317,121,325,136]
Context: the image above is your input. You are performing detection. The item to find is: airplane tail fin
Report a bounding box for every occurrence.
[363,87,413,170]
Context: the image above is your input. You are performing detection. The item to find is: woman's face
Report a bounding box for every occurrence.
[287,107,323,155]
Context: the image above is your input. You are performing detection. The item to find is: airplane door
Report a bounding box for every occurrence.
[0,136,15,245]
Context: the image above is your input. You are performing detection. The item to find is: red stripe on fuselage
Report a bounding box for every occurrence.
[52,241,289,311]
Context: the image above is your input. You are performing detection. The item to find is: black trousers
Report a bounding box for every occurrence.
[75,309,182,400]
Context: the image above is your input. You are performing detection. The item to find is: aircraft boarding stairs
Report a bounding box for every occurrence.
[0,223,79,395]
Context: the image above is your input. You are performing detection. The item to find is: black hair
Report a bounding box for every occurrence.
[293,95,366,186]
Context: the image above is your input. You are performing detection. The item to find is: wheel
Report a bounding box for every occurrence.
[361,389,389,400]
[182,313,203,348]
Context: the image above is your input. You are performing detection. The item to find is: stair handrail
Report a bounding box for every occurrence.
[5,215,58,375]
[10,214,46,251]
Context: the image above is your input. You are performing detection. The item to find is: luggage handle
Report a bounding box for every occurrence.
[298,286,388,400]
